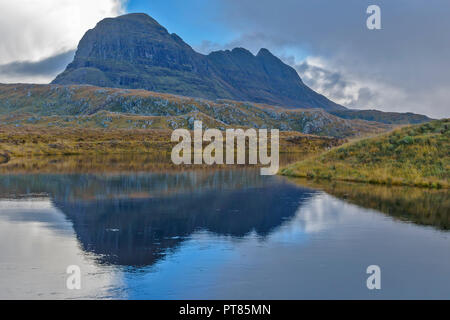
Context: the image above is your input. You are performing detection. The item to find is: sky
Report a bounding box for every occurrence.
[0,0,449,118]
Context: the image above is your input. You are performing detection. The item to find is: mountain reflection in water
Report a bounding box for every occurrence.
[0,168,449,299]
[0,169,316,267]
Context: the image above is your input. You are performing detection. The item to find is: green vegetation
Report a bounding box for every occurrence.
[281,119,449,188]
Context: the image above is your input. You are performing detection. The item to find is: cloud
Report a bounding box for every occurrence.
[296,61,358,106]
[0,50,75,83]
[215,0,450,118]
[294,58,449,118]
[0,0,126,83]
[294,59,387,110]
[195,32,309,61]
[195,40,223,55]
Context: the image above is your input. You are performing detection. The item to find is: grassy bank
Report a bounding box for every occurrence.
[281,119,449,188]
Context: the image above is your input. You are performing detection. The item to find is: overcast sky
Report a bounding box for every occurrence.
[0,0,448,118]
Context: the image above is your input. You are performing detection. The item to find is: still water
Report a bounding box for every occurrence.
[0,168,448,299]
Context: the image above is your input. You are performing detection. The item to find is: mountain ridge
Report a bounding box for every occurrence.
[52,13,345,111]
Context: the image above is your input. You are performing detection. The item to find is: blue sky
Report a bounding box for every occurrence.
[125,0,311,62]
[126,0,236,48]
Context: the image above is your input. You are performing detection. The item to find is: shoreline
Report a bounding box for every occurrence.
[280,169,449,189]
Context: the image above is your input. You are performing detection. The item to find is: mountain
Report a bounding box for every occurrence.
[52,13,345,111]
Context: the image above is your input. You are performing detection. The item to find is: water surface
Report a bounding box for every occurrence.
[0,169,449,299]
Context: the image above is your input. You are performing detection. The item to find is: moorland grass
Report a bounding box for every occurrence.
[281,119,449,188]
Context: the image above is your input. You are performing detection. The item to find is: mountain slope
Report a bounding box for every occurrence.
[281,119,449,188]
[0,83,389,138]
[52,13,345,111]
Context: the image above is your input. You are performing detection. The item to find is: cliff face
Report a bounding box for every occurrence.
[52,13,346,111]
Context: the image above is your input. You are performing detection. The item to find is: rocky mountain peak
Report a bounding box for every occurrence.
[257,48,274,57]
[52,13,346,111]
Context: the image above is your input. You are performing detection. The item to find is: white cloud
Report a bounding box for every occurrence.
[217,0,450,118]
[0,0,126,65]
[296,57,448,118]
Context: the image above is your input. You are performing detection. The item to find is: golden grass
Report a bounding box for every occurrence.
[281,119,450,188]
[0,125,344,173]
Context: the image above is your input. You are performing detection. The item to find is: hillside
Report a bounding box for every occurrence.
[281,119,449,188]
[0,84,389,138]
